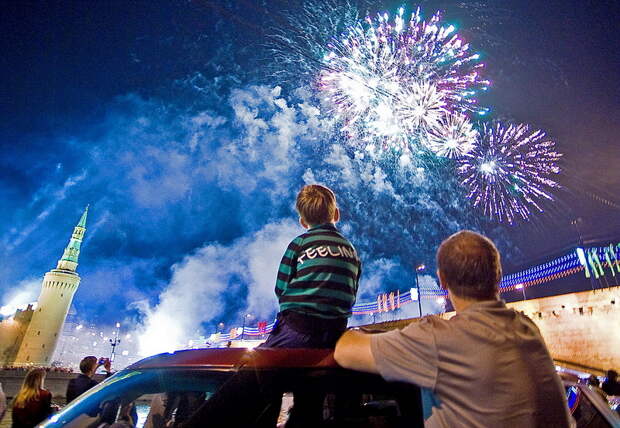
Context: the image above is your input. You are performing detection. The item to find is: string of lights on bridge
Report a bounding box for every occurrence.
[214,243,619,341]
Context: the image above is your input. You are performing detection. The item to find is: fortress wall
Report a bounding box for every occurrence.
[507,287,619,373]
[0,321,23,364]
[0,309,32,365]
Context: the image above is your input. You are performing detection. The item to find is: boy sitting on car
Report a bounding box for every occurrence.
[262,184,362,349]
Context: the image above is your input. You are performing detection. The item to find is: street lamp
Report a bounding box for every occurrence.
[413,264,425,318]
[109,322,121,362]
[218,322,225,333]
[241,314,253,341]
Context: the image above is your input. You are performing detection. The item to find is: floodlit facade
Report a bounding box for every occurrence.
[2,207,89,366]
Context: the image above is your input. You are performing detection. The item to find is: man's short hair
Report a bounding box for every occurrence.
[296,184,337,225]
[436,230,501,300]
[80,356,98,374]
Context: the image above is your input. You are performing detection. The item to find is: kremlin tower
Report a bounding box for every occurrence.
[13,206,88,366]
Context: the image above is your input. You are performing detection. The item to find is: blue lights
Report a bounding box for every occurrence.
[216,244,618,334]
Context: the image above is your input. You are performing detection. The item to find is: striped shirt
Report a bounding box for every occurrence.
[275,223,362,321]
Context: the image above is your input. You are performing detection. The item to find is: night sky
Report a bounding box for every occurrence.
[1,0,619,354]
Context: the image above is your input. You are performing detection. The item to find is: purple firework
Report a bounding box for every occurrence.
[458,123,562,223]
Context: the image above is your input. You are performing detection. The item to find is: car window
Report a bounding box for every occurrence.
[176,368,423,427]
[44,367,423,428]
[566,385,613,428]
[284,369,423,428]
[43,369,230,428]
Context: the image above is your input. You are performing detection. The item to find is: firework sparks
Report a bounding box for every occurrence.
[458,123,562,223]
[398,81,447,132]
[319,7,488,152]
[424,112,478,158]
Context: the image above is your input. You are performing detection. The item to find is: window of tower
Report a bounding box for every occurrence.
[61,293,64,297]
[26,356,30,361]
[37,331,40,335]
[42,344,45,348]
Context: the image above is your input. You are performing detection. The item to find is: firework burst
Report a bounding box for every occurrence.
[319,7,488,152]
[458,123,562,223]
[424,112,478,158]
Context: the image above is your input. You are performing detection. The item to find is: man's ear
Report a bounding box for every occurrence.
[437,270,447,290]
[299,217,309,229]
[333,207,340,223]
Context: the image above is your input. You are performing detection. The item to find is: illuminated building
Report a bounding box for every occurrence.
[0,207,88,366]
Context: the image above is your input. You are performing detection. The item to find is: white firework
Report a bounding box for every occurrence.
[425,113,478,158]
[319,7,488,153]
[398,81,447,133]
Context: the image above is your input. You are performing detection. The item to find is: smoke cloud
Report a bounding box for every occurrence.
[0,278,40,317]
[136,219,299,356]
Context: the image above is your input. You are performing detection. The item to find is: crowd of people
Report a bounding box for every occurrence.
[0,365,72,373]
[0,356,112,427]
[0,184,618,427]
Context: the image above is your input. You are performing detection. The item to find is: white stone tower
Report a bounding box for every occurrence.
[14,206,89,366]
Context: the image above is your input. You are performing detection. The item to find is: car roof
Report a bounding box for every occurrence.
[128,348,338,371]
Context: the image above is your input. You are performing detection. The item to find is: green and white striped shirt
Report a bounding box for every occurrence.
[275,223,362,320]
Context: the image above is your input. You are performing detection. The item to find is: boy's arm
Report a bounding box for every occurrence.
[275,238,302,297]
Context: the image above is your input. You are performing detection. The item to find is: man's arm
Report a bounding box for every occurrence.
[103,358,113,378]
[334,329,378,374]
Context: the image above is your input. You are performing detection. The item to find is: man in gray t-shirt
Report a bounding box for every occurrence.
[335,230,574,427]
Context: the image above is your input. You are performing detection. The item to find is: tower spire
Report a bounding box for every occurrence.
[13,205,89,366]
[56,206,88,272]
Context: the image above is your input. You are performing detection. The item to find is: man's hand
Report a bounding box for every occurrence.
[334,329,379,374]
[103,358,112,373]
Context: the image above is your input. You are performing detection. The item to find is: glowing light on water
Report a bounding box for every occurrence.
[458,123,562,223]
[319,7,488,153]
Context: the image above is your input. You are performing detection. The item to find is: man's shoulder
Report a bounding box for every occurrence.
[398,314,449,336]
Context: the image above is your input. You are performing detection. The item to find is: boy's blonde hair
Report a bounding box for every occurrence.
[296,184,337,225]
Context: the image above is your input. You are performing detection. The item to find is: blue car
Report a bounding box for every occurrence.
[42,348,619,427]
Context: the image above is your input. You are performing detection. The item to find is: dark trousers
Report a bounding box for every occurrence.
[260,316,345,349]
[260,316,347,427]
